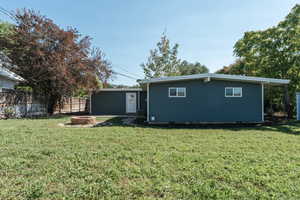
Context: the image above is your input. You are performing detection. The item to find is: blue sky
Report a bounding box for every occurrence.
[0,0,298,85]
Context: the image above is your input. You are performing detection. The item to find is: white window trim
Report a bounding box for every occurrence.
[168,87,186,98]
[225,87,242,98]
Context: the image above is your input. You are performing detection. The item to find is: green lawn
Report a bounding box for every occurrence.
[0,117,300,199]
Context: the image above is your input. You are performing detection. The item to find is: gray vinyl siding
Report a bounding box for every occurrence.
[91,91,126,115]
[91,91,146,115]
[148,79,262,123]
[140,91,147,115]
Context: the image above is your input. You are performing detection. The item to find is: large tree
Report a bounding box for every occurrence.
[216,59,249,75]
[88,48,112,88]
[0,9,110,114]
[178,61,209,75]
[0,21,13,37]
[141,33,180,78]
[0,21,14,57]
[141,33,209,78]
[233,4,300,116]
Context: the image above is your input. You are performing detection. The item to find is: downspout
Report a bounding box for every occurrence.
[137,91,140,112]
[147,83,150,122]
[284,84,291,119]
[89,91,92,115]
[261,83,264,122]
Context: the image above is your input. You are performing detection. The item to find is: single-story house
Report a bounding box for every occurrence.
[0,67,23,92]
[91,73,290,124]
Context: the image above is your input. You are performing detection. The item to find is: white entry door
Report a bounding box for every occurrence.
[126,93,137,113]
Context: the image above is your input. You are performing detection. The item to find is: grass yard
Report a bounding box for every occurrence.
[1,117,300,199]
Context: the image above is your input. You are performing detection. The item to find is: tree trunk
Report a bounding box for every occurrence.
[268,85,274,120]
[284,85,292,119]
[47,95,58,115]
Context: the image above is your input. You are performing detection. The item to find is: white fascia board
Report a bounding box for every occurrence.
[138,73,290,85]
[98,88,143,92]
[0,71,24,82]
[138,73,210,84]
[212,74,290,85]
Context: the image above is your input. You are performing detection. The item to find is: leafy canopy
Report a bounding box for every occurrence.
[178,61,209,75]
[141,33,208,78]
[141,33,180,78]
[0,9,111,114]
[218,4,299,116]
[233,4,299,86]
[216,59,248,75]
[0,21,13,36]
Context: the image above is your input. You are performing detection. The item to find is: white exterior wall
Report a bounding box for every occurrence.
[0,76,17,91]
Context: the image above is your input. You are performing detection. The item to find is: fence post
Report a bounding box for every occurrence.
[24,92,27,117]
[79,98,81,112]
[70,98,72,113]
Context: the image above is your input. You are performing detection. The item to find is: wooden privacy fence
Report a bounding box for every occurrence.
[54,97,89,114]
[0,91,47,118]
[0,91,89,118]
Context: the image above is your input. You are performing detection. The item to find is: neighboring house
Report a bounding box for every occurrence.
[91,73,290,124]
[0,62,46,118]
[0,67,23,91]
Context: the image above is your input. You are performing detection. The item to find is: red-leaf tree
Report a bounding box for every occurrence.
[88,48,113,88]
[0,9,111,114]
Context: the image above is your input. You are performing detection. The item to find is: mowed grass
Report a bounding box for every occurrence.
[0,117,300,199]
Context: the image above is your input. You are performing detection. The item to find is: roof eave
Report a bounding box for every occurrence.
[0,74,24,82]
[95,88,143,92]
[138,73,290,85]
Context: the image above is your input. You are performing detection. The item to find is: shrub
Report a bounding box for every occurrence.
[3,107,15,119]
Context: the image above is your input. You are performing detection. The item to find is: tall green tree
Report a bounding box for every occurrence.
[141,33,180,78]
[0,21,14,56]
[141,33,209,78]
[233,4,300,116]
[0,21,13,36]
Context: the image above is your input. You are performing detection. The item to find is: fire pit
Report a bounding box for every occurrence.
[71,116,96,125]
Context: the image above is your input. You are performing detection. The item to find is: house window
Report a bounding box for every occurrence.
[169,87,186,97]
[225,87,242,97]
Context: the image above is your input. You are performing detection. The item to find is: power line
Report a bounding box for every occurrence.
[0,6,17,22]
[113,65,143,79]
[112,70,139,81]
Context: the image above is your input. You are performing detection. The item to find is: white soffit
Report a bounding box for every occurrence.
[138,73,290,85]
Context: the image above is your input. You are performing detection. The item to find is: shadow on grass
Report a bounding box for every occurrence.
[101,117,125,124]
[20,112,90,120]
[93,117,136,127]
[100,117,300,135]
[251,122,300,135]
[22,114,69,120]
[222,120,300,135]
